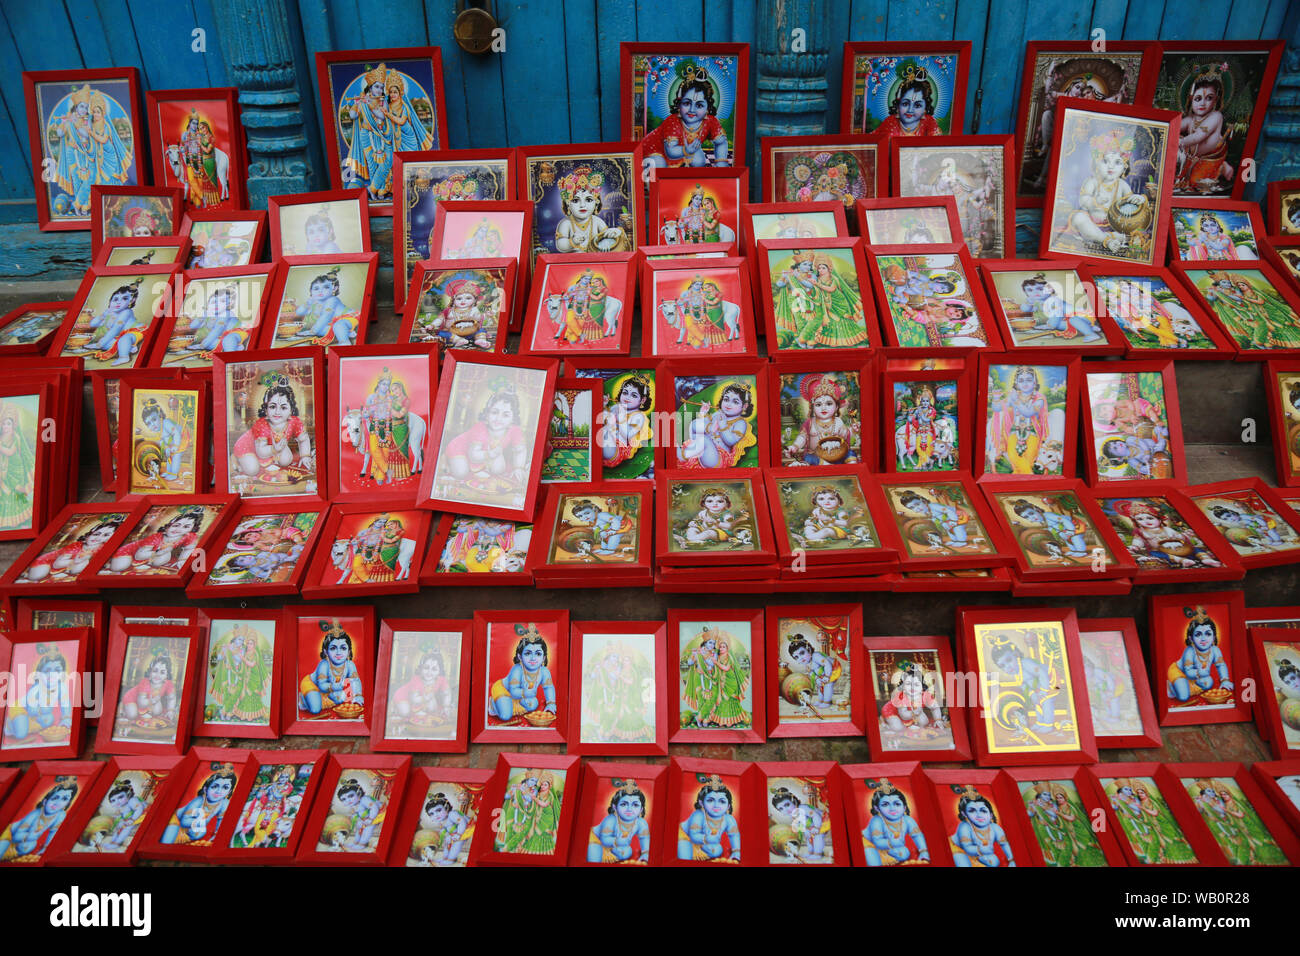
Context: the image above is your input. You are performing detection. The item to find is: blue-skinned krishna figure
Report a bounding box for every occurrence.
[678,773,741,862]
[588,778,651,864]
[862,777,931,866]
[488,623,558,727]
[299,619,365,720]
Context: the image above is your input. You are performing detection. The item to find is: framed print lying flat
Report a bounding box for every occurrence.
[281,605,376,738]
[667,608,765,745]
[470,751,581,867]
[569,761,668,867]
[386,766,491,868]
[567,620,668,757]
[891,134,1014,259]
[840,761,951,867]
[1149,590,1251,728]
[370,618,472,754]
[1076,617,1162,750]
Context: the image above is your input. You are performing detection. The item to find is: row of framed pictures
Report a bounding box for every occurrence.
[3,750,1299,868]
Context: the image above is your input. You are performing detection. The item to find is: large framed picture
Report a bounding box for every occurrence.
[840,41,970,138]
[145,87,246,213]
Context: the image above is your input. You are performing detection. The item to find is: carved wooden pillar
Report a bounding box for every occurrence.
[754,0,830,196]
[211,0,315,207]
[1253,9,1300,200]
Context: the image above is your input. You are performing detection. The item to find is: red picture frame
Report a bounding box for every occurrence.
[537,378,604,488]
[754,236,881,355]
[95,623,201,757]
[740,202,849,277]
[666,607,765,745]
[469,751,582,867]
[179,208,268,268]
[1173,258,1300,359]
[639,255,758,359]
[923,767,1030,868]
[114,376,210,499]
[0,629,89,762]
[1093,488,1245,584]
[1149,590,1251,727]
[768,354,875,468]
[1250,759,1300,836]
[749,760,850,867]
[471,609,570,745]
[973,351,1080,481]
[135,746,253,864]
[299,504,430,599]
[0,499,150,596]
[281,604,376,738]
[0,760,107,867]
[657,355,769,471]
[529,481,654,586]
[14,599,105,676]
[763,464,896,569]
[145,86,248,212]
[765,602,865,739]
[656,467,778,568]
[192,606,285,741]
[521,252,638,357]
[6,356,82,509]
[857,195,963,246]
[259,252,379,350]
[1166,761,1299,866]
[568,761,668,867]
[978,257,1125,354]
[209,749,327,864]
[1076,616,1162,750]
[93,236,191,269]
[0,299,70,357]
[1264,359,1300,486]
[428,199,534,330]
[295,753,411,866]
[370,617,473,754]
[662,757,760,867]
[840,41,971,137]
[1169,198,1267,263]
[82,494,238,589]
[89,368,179,492]
[1249,627,1300,759]
[0,380,52,541]
[1184,477,1300,570]
[1001,766,1129,867]
[839,760,952,867]
[566,619,668,757]
[647,167,748,247]
[1268,178,1300,236]
[865,472,1011,573]
[420,511,537,587]
[89,184,183,259]
[384,765,492,868]
[148,262,281,369]
[881,362,971,475]
[184,499,326,599]
[1079,358,1187,489]
[51,264,179,371]
[399,256,516,355]
[760,132,886,209]
[267,187,372,258]
[862,635,972,763]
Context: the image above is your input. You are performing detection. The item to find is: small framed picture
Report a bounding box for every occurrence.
[423,513,536,586]
[620,43,749,168]
[97,372,184,493]
[839,760,950,866]
[866,474,1008,572]
[94,236,190,269]
[386,766,491,868]
[959,605,1098,766]
[471,609,570,745]
[531,483,652,585]
[841,41,971,137]
[22,68,144,231]
[570,761,667,867]
[90,185,183,259]
[1251,760,1300,835]
[301,505,430,598]
[268,189,371,258]
[0,300,70,357]
[85,496,237,588]
[769,357,872,468]
[53,265,178,370]
[0,761,106,866]
[212,750,324,863]
[766,603,865,738]
[179,209,267,269]
[1176,260,1300,357]
[868,243,1002,353]
[212,347,328,504]
[1079,263,1238,358]
[1268,178,1300,236]
[538,378,602,486]
[261,254,378,349]
[0,501,148,595]
[753,761,849,866]
[641,257,757,358]
[115,378,209,497]
[891,134,1014,258]
[863,636,971,763]
[1095,490,1243,583]
[145,86,246,213]
[522,252,636,357]
[924,768,1030,868]
[135,747,250,863]
[648,168,747,247]
[857,196,962,246]
[400,257,513,354]
[568,620,668,756]
[371,618,472,754]
[883,364,970,474]
[297,754,410,865]
[392,148,514,310]
[185,501,325,599]
[755,237,879,354]
[1077,617,1162,749]
[657,468,777,567]
[570,357,660,481]
[1080,359,1185,487]
[1004,766,1129,867]
[470,752,581,867]
[1091,763,1206,865]
[973,352,1079,480]
[1185,477,1300,570]
[1265,359,1300,486]
[761,133,885,207]
[1249,628,1300,759]
[764,464,894,568]
[43,755,183,866]
[1170,199,1264,261]
[14,599,105,676]
[417,351,558,521]
[428,199,533,330]
[664,757,759,867]
[741,202,848,261]
[1150,590,1251,727]
[0,629,90,762]
[282,605,376,737]
[0,382,52,541]
[193,607,284,740]
[979,259,1123,353]
[660,357,767,470]
[150,264,279,368]
[96,623,201,757]
[667,608,764,744]
[1170,762,1298,865]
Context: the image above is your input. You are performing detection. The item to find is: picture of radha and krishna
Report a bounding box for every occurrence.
[33,78,138,222]
[493,767,568,856]
[677,622,753,731]
[766,247,870,351]
[337,358,430,496]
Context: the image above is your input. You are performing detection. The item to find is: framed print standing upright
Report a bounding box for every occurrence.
[1171,762,1298,866]
[840,42,970,138]
[428,199,534,330]
[296,753,410,865]
[370,618,472,754]
[53,265,179,371]
[471,609,570,745]
[1091,763,1205,866]
[1076,617,1162,750]
[261,253,378,349]
[1268,179,1300,236]
[1249,628,1300,760]
[1265,359,1300,486]
[386,766,490,867]
[667,608,765,745]
[766,603,865,739]
[664,757,759,867]
[281,605,376,738]
[180,209,266,269]
[1003,766,1128,867]
[974,352,1080,480]
[0,761,105,867]
[567,620,668,757]
[1079,359,1186,487]
[470,752,581,867]
[641,256,757,359]
[400,257,514,355]
[752,761,849,866]
[95,623,201,758]
[268,189,371,258]
[648,168,748,246]
[891,134,1014,259]
[151,264,279,368]
[839,761,951,866]
[146,87,247,213]
[923,768,1029,868]
[863,636,971,763]
[755,238,879,354]
[0,629,90,763]
[761,133,885,207]
[868,243,1002,354]
[857,195,961,246]
[659,357,767,472]
[1169,199,1264,261]
[90,185,184,259]
[1149,591,1252,728]
[193,607,283,741]
[570,761,668,867]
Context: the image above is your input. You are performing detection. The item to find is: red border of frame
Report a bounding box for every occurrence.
[470,608,570,745]
[840,42,971,136]
[1077,616,1163,750]
[145,86,247,210]
[267,188,372,258]
[862,635,972,763]
[191,606,285,740]
[1149,589,1251,728]
[760,132,887,204]
[566,619,668,756]
[94,623,201,757]
[1183,476,1300,570]
[765,602,865,739]
[280,603,377,737]
[370,617,473,754]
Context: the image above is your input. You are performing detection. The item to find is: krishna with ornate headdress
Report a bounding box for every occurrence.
[341,62,397,200]
[554,165,630,253]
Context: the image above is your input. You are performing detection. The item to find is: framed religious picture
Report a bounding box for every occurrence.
[23,68,144,231]
[640,256,757,358]
[1170,762,1298,866]
[115,378,209,498]
[866,473,1008,572]
[761,133,885,208]
[756,238,879,354]
[370,618,472,754]
[95,623,201,757]
[667,608,764,744]
[751,761,849,866]
[863,635,971,763]
[891,134,1014,259]
[530,483,652,586]
[839,761,950,867]
[857,195,961,246]
[1185,477,1300,570]
[1265,359,1300,486]
[281,605,376,737]
[979,259,1122,353]
[84,496,237,589]
[923,768,1029,868]
[392,148,514,310]
[134,747,251,863]
[1250,628,1300,759]
[0,761,105,867]
[470,752,581,867]
[769,358,872,468]
[974,352,1079,480]
[94,236,190,269]
[193,607,284,741]
[1170,198,1264,262]
[1252,760,1300,835]
[471,609,570,745]
[765,603,865,739]
[400,257,513,355]
[569,761,668,867]
[570,357,660,481]
[430,199,534,330]
[1095,490,1244,584]
[423,512,536,586]
[1151,41,1284,200]
[1034,98,1180,265]
[326,344,437,503]
[1080,359,1186,487]
[0,382,51,541]
[1014,40,1159,205]
[840,41,970,138]
[1268,178,1300,236]
[537,378,602,486]
[145,87,246,213]
[0,300,70,357]
[261,253,377,349]
[522,252,637,357]
[958,605,1097,766]
[316,47,448,211]
[14,600,105,676]
[1078,262,1237,358]
[150,264,279,368]
[386,766,491,868]
[567,620,668,756]
[185,500,325,599]
[180,209,266,269]
[417,351,557,521]
[1076,617,1162,750]
[741,202,847,279]
[300,504,430,598]
[648,167,746,247]
[0,629,90,762]
[268,189,371,258]
[868,243,1003,354]
[53,265,178,370]
[621,44,749,169]
[212,347,328,504]
[656,468,777,568]
[297,754,410,865]
[90,185,183,259]
[516,142,641,268]
[1176,260,1300,357]
[663,757,759,867]
[641,242,738,260]
[210,750,325,864]
[659,357,766,470]
[1003,766,1128,867]
[0,501,147,596]
[1149,591,1251,727]
[763,465,894,569]
[883,364,970,474]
